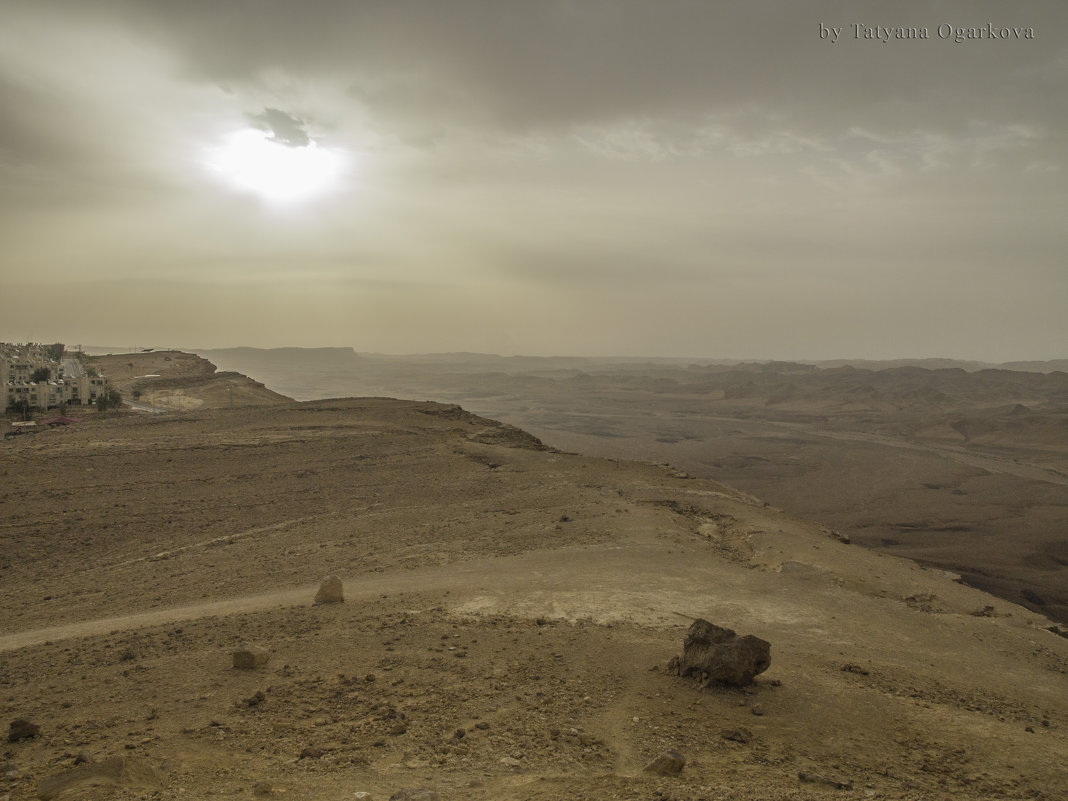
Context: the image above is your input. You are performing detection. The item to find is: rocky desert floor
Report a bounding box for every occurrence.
[198,349,1068,625]
[2,397,1067,800]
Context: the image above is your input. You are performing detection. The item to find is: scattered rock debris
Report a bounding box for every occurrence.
[37,755,163,800]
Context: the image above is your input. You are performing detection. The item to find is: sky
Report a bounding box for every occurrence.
[0,1,1065,360]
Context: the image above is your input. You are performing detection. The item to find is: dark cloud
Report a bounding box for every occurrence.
[43,0,1068,139]
[247,108,310,147]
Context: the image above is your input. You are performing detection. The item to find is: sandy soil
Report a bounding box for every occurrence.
[1,397,1065,800]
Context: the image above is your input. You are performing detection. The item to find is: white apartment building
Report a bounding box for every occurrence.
[3,343,109,411]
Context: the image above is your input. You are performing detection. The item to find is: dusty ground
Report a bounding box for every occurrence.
[1,395,1066,800]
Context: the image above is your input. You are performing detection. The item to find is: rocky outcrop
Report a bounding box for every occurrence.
[669,619,771,686]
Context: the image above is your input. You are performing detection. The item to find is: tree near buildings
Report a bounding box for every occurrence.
[31,367,51,382]
[95,388,123,412]
[7,398,32,420]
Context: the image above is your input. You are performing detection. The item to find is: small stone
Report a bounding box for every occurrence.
[499,756,522,768]
[233,644,270,670]
[644,750,686,776]
[389,790,440,801]
[8,719,39,742]
[798,771,854,790]
[475,721,490,730]
[841,663,870,676]
[722,727,753,743]
[389,724,408,736]
[298,746,325,760]
[453,728,466,740]
[751,705,765,716]
[313,576,344,605]
[253,781,273,795]
[72,752,90,766]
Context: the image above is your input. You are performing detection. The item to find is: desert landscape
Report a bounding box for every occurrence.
[199,348,1068,626]
[2,352,1066,800]
[5,3,1065,799]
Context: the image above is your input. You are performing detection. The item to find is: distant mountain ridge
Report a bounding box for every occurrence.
[196,347,1068,375]
[808,357,1068,373]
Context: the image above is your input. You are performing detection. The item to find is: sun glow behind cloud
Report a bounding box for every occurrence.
[0,2,1065,358]
[205,129,346,203]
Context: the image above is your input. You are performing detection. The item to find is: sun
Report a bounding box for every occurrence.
[206,129,344,203]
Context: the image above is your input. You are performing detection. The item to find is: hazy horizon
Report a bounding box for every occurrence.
[2,2,1065,361]
[60,343,1063,368]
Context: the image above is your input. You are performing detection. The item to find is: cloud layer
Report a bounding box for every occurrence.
[0,1,1065,358]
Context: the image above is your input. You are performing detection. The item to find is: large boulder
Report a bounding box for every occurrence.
[313,576,344,605]
[673,619,771,686]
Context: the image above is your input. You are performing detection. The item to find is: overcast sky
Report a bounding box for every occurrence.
[1,1,1064,359]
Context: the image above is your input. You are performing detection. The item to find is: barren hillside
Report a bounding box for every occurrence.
[1,396,1065,800]
[193,349,1068,625]
[92,351,292,411]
